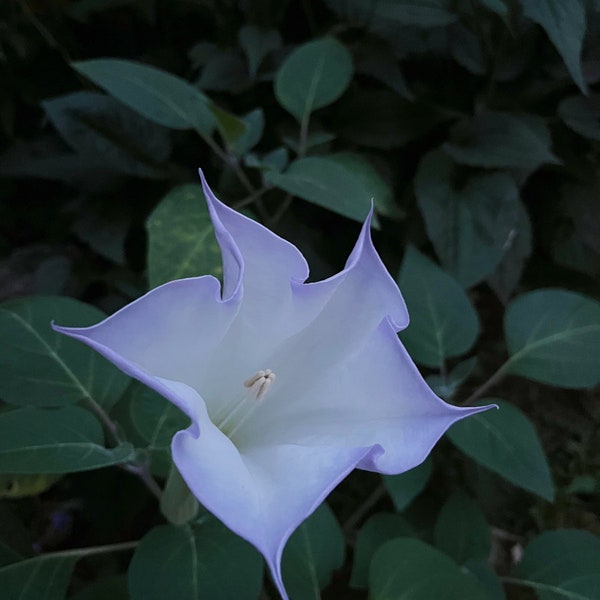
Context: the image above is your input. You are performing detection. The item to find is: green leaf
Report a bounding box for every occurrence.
[369,538,488,599]
[238,25,282,79]
[160,464,199,526]
[504,290,600,388]
[415,151,522,287]
[42,91,171,178]
[281,503,344,599]
[266,154,385,223]
[444,112,559,170]
[146,184,222,289]
[0,554,78,600]
[521,0,587,92]
[448,399,555,501]
[274,37,353,122]
[398,247,479,367]
[210,105,247,147]
[336,90,448,149]
[516,530,600,599]
[558,94,600,141]
[383,456,433,512]
[464,559,506,600]
[433,491,490,565]
[0,406,134,474]
[231,108,264,155]
[0,296,129,408]
[72,59,216,134]
[128,520,263,600]
[350,513,412,589]
[427,357,477,400]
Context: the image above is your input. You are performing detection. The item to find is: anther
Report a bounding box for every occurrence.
[243,369,276,400]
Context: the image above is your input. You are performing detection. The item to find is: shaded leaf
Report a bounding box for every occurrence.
[427,357,478,400]
[0,296,129,408]
[448,399,554,501]
[504,290,600,388]
[146,184,222,289]
[558,94,600,140]
[238,25,282,79]
[383,456,433,512]
[398,247,479,367]
[274,37,353,122]
[0,407,134,474]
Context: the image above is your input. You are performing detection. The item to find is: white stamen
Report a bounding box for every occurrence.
[243,369,276,400]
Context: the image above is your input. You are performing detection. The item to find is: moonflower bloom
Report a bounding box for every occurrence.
[54,172,492,599]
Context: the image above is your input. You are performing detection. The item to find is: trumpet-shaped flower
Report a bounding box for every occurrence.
[54,172,492,599]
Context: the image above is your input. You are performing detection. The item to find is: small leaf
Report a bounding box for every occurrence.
[0,296,129,408]
[504,289,600,388]
[370,538,488,600]
[238,25,282,79]
[350,513,412,589]
[448,399,554,501]
[231,108,264,155]
[274,37,353,122]
[398,247,479,367]
[146,184,222,289]
[281,503,344,599]
[73,59,216,134]
[521,0,587,92]
[433,491,490,564]
[516,529,600,599]
[0,406,134,474]
[427,357,478,400]
[0,554,78,600]
[416,151,522,287]
[266,154,383,223]
[383,455,433,512]
[444,112,558,170]
[558,94,600,141]
[160,464,199,526]
[128,520,263,600]
[210,105,247,147]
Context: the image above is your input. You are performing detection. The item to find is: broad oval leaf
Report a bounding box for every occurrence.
[415,151,522,287]
[281,503,344,599]
[447,399,554,501]
[265,154,385,223]
[433,491,490,565]
[350,513,412,589]
[516,529,600,599]
[146,184,222,289]
[558,94,600,141]
[382,455,433,512]
[398,247,479,367]
[128,519,263,600]
[72,59,216,134]
[0,406,134,474]
[520,0,586,92]
[274,37,353,122]
[0,554,78,600]
[0,296,129,408]
[504,289,600,388]
[370,538,488,600]
[443,112,559,170]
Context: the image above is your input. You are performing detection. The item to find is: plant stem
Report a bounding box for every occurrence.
[82,396,122,445]
[460,361,509,406]
[343,482,387,534]
[35,540,138,560]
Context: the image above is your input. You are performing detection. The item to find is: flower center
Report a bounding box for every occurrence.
[215,369,276,437]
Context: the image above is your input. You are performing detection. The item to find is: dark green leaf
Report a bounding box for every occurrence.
[238,25,282,79]
[128,520,263,600]
[504,290,600,388]
[464,559,506,600]
[274,37,353,122]
[427,357,478,400]
[433,491,490,564]
[73,59,216,134]
[42,91,171,178]
[0,554,78,600]
[265,154,381,223]
[398,247,479,367]
[350,513,412,589]
[521,0,587,92]
[444,112,559,170]
[146,184,222,289]
[558,94,600,140]
[231,108,264,155]
[448,399,554,501]
[415,151,522,287]
[382,456,433,511]
[160,464,199,526]
[369,538,488,599]
[70,575,129,600]
[0,406,134,474]
[196,52,249,93]
[0,296,129,408]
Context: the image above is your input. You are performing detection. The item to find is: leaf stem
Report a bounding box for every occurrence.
[35,540,138,560]
[460,361,510,406]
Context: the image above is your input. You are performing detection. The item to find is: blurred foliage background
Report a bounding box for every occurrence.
[0,0,599,598]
